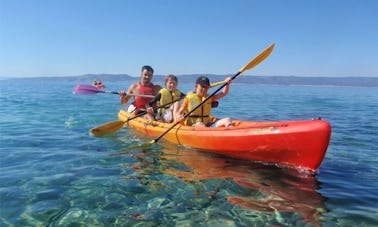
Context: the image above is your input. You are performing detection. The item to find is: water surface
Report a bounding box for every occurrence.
[0,78,377,226]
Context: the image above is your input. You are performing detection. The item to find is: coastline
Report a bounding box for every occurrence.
[3,74,378,87]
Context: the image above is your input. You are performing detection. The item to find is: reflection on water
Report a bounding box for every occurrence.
[150,143,329,226]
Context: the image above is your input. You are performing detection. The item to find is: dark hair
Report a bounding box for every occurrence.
[195,76,210,86]
[164,74,178,84]
[141,65,154,74]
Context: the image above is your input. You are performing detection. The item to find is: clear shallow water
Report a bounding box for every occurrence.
[0,77,377,226]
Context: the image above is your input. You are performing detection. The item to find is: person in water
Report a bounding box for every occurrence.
[93,79,104,89]
[119,65,161,120]
[177,76,233,127]
[146,74,185,122]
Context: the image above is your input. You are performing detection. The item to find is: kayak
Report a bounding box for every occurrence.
[118,110,331,171]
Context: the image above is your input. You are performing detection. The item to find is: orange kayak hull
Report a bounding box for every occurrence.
[118,110,331,171]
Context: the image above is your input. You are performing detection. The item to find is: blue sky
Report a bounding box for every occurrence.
[1,0,377,78]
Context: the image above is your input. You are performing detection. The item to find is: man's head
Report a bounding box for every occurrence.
[140,65,154,84]
[142,65,154,74]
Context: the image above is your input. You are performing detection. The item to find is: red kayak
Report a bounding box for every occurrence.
[118,110,331,171]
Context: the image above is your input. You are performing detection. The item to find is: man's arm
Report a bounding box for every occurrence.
[120,84,138,105]
[153,84,162,95]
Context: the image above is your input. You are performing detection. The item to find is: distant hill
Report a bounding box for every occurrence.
[11,74,378,87]
[237,75,378,87]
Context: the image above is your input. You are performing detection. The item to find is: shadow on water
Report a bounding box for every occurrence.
[116,140,329,226]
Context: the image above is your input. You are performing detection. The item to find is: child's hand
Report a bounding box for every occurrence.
[146,107,154,114]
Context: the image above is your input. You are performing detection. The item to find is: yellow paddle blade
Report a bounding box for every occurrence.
[149,139,157,144]
[239,43,275,73]
[89,120,125,136]
[210,43,275,88]
[210,80,226,88]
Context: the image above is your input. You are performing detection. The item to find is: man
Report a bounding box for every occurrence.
[119,65,161,120]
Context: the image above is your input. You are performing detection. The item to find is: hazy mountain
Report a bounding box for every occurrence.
[9,74,378,87]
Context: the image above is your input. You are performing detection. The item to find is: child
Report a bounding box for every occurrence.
[177,76,232,127]
[146,74,185,122]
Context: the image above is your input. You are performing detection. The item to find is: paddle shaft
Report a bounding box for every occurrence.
[210,80,226,88]
[127,96,185,121]
[101,90,154,98]
[89,95,185,136]
[150,43,275,144]
[151,72,240,143]
[102,91,119,94]
[210,69,252,88]
[73,84,154,98]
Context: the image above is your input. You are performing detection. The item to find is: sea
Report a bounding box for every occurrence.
[0,76,377,226]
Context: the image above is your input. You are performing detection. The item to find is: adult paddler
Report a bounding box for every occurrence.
[119,65,161,120]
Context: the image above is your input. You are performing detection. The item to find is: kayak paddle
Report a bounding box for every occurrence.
[210,80,227,88]
[148,43,275,145]
[89,96,185,136]
[73,84,154,98]
[89,120,125,137]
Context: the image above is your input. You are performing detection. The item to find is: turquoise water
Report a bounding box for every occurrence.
[1,77,377,226]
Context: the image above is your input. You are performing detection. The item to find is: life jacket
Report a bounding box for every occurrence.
[184,92,212,126]
[134,83,155,110]
[157,88,182,114]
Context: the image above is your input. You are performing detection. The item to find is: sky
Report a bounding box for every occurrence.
[1,0,377,78]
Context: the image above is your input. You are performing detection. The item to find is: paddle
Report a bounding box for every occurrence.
[210,80,226,88]
[89,96,185,136]
[89,120,125,136]
[73,84,154,98]
[148,43,275,144]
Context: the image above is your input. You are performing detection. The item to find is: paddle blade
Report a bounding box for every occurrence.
[149,139,157,144]
[90,120,125,136]
[239,43,275,73]
[73,84,103,95]
[211,43,275,87]
[210,80,226,88]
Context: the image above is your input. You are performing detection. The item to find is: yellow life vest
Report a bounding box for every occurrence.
[185,92,212,126]
[158,88,182,114]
